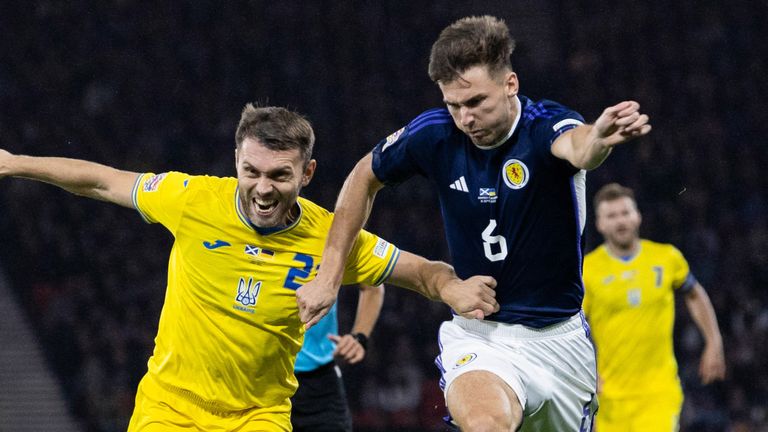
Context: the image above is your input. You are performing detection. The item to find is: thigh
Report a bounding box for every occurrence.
[517,319,598,431]
[438,315,598,431]
[446,369,523,431]
[437,321,526,430]
[437,320,529,404]
[291,364,352,432]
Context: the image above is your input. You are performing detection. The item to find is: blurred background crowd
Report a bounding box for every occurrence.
[0,1,766,431]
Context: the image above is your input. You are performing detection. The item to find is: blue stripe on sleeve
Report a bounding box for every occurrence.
[678,273,698,293]
[409,110,452,133]
[410,118,453,135]
[131,173,153,224]
[374,247,401,285]
[523,102,553,121]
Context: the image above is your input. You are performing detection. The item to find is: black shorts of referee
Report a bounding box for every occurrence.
[291,361,352,432]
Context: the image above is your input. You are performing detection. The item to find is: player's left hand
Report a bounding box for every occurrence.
[592,101,651,148]
[328,334,366,365]
[699,343,726,384]
[440,275,499,320]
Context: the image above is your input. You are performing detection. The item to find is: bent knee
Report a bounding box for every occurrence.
[459,412,516,432]
[447,371,522,432]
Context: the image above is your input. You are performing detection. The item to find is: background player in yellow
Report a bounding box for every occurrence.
[583,183,725,431]
[0,104,499,431]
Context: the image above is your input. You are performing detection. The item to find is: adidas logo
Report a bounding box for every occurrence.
[449,176,469,192]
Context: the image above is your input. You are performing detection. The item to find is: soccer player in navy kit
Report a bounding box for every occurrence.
[298,15,651,431]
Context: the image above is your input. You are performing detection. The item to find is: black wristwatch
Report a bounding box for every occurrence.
[352,332,369,350]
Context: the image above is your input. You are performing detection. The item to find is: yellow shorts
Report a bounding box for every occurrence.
[595,391,683,432]
[127,374,291,432]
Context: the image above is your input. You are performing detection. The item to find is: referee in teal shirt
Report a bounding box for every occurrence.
[291,284,384,432]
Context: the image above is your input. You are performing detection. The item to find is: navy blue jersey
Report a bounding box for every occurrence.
[372,95,587,328]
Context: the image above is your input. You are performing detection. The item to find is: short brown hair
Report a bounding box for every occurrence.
[428,15,515,83]
[593,183,636,212]
[235,104,315,166]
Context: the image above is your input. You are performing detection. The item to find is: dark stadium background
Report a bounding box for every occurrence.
[0,1,766,430]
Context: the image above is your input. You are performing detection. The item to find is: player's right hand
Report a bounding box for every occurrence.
[296,278,340,329]
[0,149,15,178]
[440,275,499,320]
[699,342,726,384]
[592,100,651,148]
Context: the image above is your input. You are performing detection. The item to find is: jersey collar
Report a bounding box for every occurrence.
[476,96,522,151]
[234,188,303,235]
[605,242,642,263]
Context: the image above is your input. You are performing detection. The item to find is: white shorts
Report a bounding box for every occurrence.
[436,313,598,431]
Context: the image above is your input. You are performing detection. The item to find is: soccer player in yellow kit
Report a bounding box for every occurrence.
[0,104,499,431]
[583,183,725,431]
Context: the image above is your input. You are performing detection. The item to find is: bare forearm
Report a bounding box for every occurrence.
[320,154,383,286]
[387,252,457,301]
[418,260,460,301]
[351,284,384,336]
[553,101,651,169]
[322,195,374,285]
[296,155,385,327]
[4,154,138,207]
[386,251,498,320]
[567,125,612,170]
[685,285,723,348]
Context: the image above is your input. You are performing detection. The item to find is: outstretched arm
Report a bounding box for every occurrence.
[551,100,651,170]
[385,251,499,320]
[297,152,384,327]
[684,283,726,384]
[329,283,385,365]
[0,149,139,208]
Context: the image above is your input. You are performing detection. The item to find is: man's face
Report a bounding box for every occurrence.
[235,137,315,228]
[439,65,519,148]
[596,197,642,249]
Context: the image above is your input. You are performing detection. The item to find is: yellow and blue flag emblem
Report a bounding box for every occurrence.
[478,187,497,203]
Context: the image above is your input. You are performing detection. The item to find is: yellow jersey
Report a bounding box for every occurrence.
[582,239,696,398]
[131,171,400,412]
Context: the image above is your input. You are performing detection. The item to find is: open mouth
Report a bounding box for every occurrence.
[253,198,278,216]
